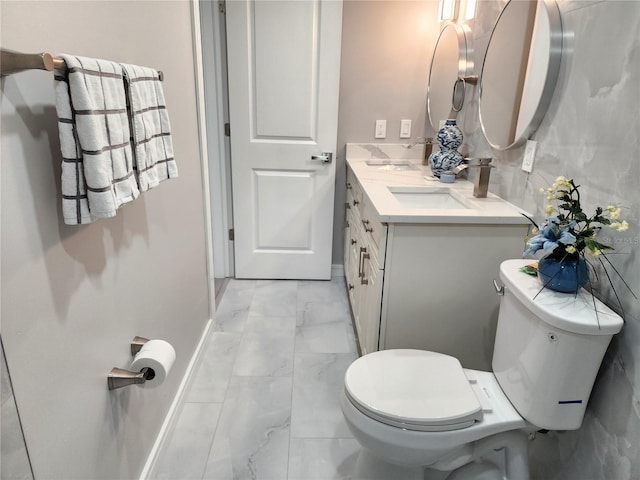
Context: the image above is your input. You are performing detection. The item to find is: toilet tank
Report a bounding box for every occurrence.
[492,259,623,431]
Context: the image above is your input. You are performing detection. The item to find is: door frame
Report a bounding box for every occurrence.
[194,0,235,280]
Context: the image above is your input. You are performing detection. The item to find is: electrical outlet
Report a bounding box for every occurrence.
[375,120,386,139]
[400,119,412,138]
[522,140,537,172]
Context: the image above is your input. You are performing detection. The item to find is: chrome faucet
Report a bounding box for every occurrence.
[406,137,434,165]
[451,157,494,198]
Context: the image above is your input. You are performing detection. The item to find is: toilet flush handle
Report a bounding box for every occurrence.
[493,279,504,296]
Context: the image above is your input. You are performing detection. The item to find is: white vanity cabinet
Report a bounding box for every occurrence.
[344,162,530,371]
[344,169,385,355]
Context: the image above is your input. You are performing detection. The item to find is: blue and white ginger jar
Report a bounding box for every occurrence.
[428,119,464,177]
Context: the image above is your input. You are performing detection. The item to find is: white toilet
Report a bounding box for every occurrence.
[341,259,623,480]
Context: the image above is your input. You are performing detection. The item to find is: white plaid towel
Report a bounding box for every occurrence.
[54,55,140,225]
[121,63,177,192]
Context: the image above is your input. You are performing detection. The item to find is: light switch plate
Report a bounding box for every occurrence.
[400,119,412,138]
[375,120,386,139]
[522,140,537,172]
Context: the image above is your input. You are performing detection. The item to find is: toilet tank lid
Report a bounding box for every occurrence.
[500,259,623,335]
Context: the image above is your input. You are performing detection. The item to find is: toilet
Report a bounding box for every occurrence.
[341,259,623,480]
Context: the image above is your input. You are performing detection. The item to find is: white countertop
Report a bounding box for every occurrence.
[346,143,531,225]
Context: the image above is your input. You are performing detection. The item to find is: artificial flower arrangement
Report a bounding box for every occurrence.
[524,176,634,298]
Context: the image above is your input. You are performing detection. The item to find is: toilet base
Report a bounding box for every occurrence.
[353,448,502,480]
[353,448,427,480]
[445,460,503,480]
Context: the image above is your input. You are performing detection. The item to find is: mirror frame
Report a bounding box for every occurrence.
[427,22,472,132]
[479,0,563,150]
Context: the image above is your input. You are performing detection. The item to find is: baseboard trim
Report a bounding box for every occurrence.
[331,263,344,277]
[138,318,214,480]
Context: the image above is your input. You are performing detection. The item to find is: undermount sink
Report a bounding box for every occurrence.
[365,159,418,171]
[387,186,470,209]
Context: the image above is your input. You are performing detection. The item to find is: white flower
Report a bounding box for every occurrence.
[553,176,571,189]
[566,245,577,254]
[545,205,554,216]
[607,205,622,220]
[611,220,629,232]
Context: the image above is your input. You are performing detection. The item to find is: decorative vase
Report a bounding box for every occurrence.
[428,119,464,177]
[538,256,589,293]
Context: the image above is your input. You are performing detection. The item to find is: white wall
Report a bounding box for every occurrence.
[0,2,210,479]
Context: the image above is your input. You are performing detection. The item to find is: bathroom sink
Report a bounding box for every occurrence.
[387,186,470,209]
[365,160,418,171]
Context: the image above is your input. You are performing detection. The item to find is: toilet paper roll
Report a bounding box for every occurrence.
[129,339,176,389]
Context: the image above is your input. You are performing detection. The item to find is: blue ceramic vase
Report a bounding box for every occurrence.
[538,256,589,293]
[428,119,464,177]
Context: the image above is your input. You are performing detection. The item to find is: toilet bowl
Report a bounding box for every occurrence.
[341,259,624,479]
[341,350,529,479]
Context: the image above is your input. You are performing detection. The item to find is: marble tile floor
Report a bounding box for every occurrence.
[154,276,363,480]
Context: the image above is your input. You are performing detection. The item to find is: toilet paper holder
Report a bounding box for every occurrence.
[108,336,152,390]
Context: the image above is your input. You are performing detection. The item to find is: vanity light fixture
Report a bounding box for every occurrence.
[461,0,477,20]
[438,0,457,22]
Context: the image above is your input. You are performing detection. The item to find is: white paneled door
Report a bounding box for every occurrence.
[226,0,343,279]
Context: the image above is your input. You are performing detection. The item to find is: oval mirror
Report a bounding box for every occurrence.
[427,23,471,132]
[479,0,562,150]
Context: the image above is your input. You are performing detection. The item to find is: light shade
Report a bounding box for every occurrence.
[462,0,477,20]
[438,0,457,22]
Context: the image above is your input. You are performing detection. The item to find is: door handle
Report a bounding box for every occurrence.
[311,152,333,164]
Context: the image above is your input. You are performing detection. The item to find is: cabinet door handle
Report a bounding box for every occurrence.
[348,283,354,290]
[362,219,373,232]
[353,199,359,206]
[345,202,351,210]
[360,253,370,285]
[351,238,357,245]
[346,182,352,189]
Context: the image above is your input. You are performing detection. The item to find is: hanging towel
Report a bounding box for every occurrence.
[120,63,177,192]
[54,55,140,225]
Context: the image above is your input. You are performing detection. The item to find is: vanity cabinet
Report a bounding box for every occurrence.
[344,164,529,370]
[344,169,385,355]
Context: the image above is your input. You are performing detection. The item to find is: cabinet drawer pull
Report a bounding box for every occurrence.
[345,202,351,210]
[348,283,354,290]
[351,238,357,245]
[362,219,373,232]
[358,246,367,278]
[360,252,370,285]
[353,199,359,206]
[346,182,352,189]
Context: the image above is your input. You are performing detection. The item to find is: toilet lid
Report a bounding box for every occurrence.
[344,349,483,432]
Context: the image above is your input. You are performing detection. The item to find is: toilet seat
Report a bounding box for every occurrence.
[344,349,484,432]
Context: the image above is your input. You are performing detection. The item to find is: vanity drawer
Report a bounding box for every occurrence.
[361,199,387,259]
[346,168,364,211]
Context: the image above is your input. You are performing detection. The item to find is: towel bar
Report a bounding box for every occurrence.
[0,48,164,81]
